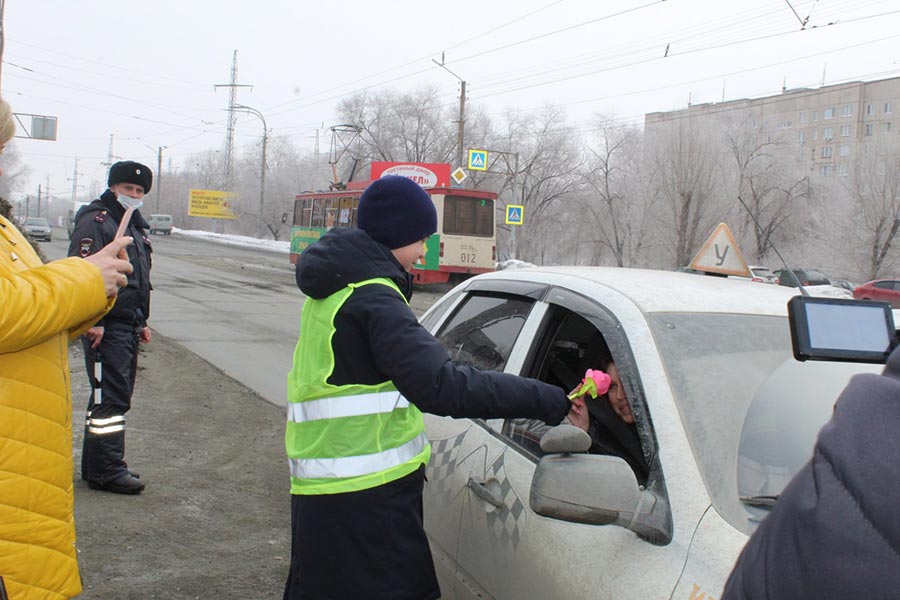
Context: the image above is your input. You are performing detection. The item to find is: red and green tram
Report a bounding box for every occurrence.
[290,185,497,284]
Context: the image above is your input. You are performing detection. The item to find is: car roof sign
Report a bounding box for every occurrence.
[689,223,752,277]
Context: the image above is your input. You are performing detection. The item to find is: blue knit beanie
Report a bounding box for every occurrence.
[357,175,437,249]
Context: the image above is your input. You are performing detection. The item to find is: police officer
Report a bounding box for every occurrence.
[68,161,153,495]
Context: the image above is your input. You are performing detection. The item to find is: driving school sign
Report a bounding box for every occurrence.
[188,189,237,219]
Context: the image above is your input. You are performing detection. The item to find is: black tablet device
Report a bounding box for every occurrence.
[788,296,896,364]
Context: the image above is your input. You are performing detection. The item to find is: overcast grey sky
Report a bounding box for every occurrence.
[4,0,900,204]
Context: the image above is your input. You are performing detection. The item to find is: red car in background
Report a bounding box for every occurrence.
[853,279,900,308]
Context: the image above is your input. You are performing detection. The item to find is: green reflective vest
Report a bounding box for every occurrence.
[286,277,431,495]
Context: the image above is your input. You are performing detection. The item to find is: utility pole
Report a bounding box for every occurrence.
[156,146,165,213]
[214,50,253,193]
[234,104,267,219]
[36,185,41,218]
[214,50,252,234]
[44,177,50,221]
[510,152,519,260]
[432,54,467,168]
[101,134,119,169]
[464,148,521,259]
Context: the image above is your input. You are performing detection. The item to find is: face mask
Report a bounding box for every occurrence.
[117,193,144,210]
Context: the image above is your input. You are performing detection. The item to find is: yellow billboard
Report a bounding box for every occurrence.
[188,189,237,219]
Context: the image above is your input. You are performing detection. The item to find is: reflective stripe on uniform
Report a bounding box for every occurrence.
[94,361,102,405]
[287,391,409,423]
[87,414,125,435]
[289,431,428,480]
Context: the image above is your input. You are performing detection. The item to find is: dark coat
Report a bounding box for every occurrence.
[284,228,568,600]
[67,190,152,327]
[296,227,569,423]
[722,347,900,599]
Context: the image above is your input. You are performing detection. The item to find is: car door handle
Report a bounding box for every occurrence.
[467,477,505,509]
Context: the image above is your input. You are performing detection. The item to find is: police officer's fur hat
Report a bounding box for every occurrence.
[357,176,437,250]
[108,160,153,194]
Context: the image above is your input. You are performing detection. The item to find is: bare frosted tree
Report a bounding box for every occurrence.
[581,117,648,267]
[843,136,900,280]
[490,105,584,263]
[725,115,808,262]
[335,84,458,165]
[647,118,725,267]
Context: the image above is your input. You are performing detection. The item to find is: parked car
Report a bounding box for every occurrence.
[829,277,857,293]
[418,267,879,599]
[853,279,900,309]
[773,267,830,287]
[147,214,173,235]
[748,265,779,284]
[23,217,52,241]
[732,265,779,284]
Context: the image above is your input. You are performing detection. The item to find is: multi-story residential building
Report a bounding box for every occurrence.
[644,76,900,178]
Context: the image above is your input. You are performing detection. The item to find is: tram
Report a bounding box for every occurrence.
[289,184,497,284]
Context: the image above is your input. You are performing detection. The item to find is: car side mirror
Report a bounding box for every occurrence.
[530,454,670,544]
[539,423,592,454]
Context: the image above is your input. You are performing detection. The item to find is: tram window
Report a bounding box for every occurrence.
[311,199,325,228]
[444,195,494,237]
[300,199,313,227]
[338,197,353,227]
[324,198,339,228]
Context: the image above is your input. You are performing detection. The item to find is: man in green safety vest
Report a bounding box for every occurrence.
[283,175,576,599]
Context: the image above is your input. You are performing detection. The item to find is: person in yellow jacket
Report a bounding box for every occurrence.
[0,97,136,600]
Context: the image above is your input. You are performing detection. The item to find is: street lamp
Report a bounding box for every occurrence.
[234,104,268,219]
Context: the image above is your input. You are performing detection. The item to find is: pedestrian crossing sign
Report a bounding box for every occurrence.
[505,204,524,225]
[468,149,488,171]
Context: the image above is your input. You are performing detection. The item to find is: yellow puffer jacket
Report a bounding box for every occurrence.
[0,215,112,600]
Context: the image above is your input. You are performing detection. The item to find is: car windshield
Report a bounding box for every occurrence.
[751,267,774,278]
[25,218,48,226]
[646,312,878,536]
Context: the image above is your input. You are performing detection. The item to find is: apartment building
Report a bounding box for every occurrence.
[644,75,900,178]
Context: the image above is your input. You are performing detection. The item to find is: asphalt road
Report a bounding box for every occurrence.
[38,227,447,598]
[44,229,444,407]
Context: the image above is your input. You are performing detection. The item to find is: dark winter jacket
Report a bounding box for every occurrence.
[286,228,568,600]
[296,227,569,423]
[67,190,152,328]
[722,347,900,599]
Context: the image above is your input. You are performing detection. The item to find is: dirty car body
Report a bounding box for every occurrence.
[418,267,879,599]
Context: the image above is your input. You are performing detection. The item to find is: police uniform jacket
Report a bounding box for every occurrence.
[0,214,112,600]
[68,190,152,327]
[722,346,900,599]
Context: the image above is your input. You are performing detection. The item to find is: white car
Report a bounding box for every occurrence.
[23,217,52,242]
[418,266,880,599]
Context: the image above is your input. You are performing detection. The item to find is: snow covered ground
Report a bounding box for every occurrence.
[173,227,290,254]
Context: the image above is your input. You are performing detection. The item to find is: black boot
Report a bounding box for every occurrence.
[86,473,146,495]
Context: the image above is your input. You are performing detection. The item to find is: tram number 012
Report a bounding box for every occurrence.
[460,252,477,264]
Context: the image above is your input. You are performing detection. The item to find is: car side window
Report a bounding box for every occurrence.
[875,281,892,290]
[434,293,535,372]
[501,302,654,486]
